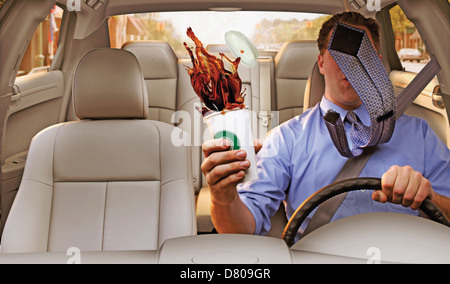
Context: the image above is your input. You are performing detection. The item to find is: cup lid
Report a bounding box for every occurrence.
[225,30,259,67]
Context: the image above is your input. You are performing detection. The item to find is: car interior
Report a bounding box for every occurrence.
[0,0,449,264]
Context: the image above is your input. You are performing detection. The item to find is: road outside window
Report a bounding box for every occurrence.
[108,12,331,58]
[16,6,63,77]
[390,5,428,73]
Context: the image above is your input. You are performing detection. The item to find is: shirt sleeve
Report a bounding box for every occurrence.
[237,124,295,235]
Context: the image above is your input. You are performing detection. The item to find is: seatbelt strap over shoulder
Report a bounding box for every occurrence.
[302,56,441,238]
[301,147,375,237]
[396,56,441,117]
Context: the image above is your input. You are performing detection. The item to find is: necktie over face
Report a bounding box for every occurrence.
[323,22,397,158]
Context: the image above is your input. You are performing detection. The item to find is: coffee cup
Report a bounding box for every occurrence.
[204,107,258,183]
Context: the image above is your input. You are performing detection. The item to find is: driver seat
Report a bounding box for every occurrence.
[303,61,325,110]
[0,48,196,253]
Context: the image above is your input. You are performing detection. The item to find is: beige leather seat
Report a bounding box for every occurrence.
[122,41,178,124]
[0,48,196,253]
[303,61,325,110]
[274,41,319,123]
[123,41,205,195]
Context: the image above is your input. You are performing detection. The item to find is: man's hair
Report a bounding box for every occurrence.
[317,11,380,54]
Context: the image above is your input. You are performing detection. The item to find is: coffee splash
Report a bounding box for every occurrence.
[184,27,246,115]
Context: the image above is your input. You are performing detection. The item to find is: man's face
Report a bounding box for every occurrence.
[318,24,377,110]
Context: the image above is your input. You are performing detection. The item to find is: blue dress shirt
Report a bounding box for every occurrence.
[238,96,450,236]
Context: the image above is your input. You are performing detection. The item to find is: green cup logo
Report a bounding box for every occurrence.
[214,130,241,150]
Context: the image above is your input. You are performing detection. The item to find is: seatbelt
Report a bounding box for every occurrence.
[395,56,441,118]
[302,56,442,238]
[302,147,375,237]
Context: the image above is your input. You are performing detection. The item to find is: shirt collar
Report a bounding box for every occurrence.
[319,96,371,127]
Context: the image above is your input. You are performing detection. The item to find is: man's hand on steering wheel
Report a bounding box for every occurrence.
[373,165,433,210]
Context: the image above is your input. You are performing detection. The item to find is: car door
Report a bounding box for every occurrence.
[380,3,450,147]
[0,4,66,233]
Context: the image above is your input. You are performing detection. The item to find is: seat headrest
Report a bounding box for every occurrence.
[73,48,149,120]
[304,61,325,110]
[275,41,319,79]
[122,41,178,79]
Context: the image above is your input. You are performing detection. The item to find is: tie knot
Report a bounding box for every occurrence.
[345,111,359,124]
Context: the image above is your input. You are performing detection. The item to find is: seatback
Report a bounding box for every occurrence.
[274,41,319,123]
[303,61,325,110]
[0,48,196,253]
[122,41,178,124]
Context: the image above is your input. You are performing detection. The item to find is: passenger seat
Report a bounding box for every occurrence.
[0,48,196,253]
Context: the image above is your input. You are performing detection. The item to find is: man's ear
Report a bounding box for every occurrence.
[318,53,325,75]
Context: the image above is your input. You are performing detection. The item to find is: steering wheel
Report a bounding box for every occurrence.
[282,177,450,247]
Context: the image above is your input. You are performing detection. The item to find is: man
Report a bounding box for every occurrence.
[201,12,450,237]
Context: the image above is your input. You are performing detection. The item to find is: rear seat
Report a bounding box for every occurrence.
[122,41,178,124]
[274,40,319,123]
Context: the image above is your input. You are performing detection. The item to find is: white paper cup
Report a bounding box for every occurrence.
[204,107,258,183]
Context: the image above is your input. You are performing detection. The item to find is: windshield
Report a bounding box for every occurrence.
[108,11,331,58]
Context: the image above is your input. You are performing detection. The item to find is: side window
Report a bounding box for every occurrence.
[17,5,63,77]
[108,14,183,56]
[389,5,428,73]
